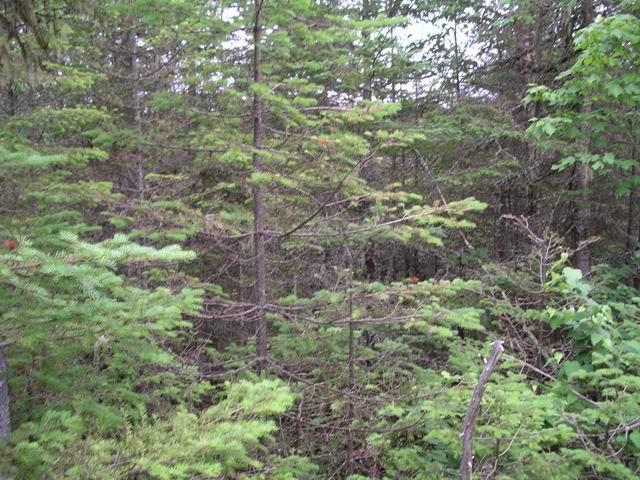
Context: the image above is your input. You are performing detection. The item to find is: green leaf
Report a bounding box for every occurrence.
[562,360,586,380]
[563,267,583,289]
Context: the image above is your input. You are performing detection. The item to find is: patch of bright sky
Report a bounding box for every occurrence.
[215,4,480,100]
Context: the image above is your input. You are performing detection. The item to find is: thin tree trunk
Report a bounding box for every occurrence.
[0,346,10,440]
[344,238,355,475]
[361,0,373,101]
[252,0,268,373]
[627,163,639,255]
[346,282,355,475]
[627,155,640,290]
[573,0,595,277]
[453,16,461,103]
[573,160,591,276]
[130,30,144,200]
[459,340,504,480]
[7,80,16,116]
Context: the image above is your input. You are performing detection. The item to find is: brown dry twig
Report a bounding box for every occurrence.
[459,340,504,480]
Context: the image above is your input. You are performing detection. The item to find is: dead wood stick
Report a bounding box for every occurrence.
[459,340,504,480]
[0,346,10,440]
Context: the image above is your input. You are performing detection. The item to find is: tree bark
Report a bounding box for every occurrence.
[252,0,268,373]
[627,164,639,255]
[129,29,144,200]
[0,346,10,440]
[453,16,461,103]
[459,340,504,480]
[344,238,355,475]
[573,161,591,276]
[627,158,640,290]
[361,0,373,101]
[346,278,355,475]
[573,0,595,277]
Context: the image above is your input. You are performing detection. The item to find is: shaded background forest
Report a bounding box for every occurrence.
[1,0,639,478]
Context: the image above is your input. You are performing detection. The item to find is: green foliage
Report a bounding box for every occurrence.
[3,1,640,479]
[526,14,640,179]
[4,380,295,479]
[0,140,298,478]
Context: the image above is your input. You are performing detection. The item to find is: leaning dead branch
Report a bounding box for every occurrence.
[459,340,504,480]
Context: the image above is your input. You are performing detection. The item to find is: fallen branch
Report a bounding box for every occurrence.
[459,340,504,480]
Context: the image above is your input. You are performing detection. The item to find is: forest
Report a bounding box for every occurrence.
[0,0,639,478]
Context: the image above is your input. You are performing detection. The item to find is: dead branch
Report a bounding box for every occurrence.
[459,340,504,480]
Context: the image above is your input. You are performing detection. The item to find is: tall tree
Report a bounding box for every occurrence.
[252,0,268,372]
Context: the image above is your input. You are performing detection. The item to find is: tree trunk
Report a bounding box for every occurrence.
[129,29,144,200]
[573,0,595,277]
[627,165,639,255]
[361,0,373,101]
[453,16,461,103]
[627,159,640,290]
[343,238,356,475]
[252,0,268,373]
[7,80,16,116]
[0,347,10,440]
[573,161,591,276]
[346,277,355,475]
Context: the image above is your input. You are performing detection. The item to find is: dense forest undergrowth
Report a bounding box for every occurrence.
[1,0,639,478]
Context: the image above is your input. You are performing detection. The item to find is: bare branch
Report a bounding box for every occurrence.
[460,340,504,480]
